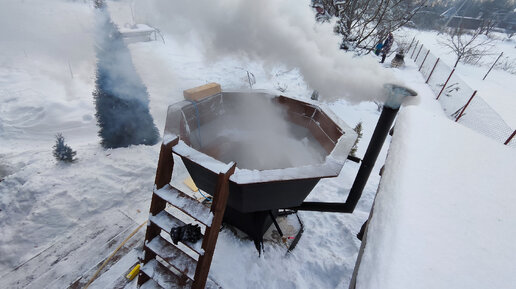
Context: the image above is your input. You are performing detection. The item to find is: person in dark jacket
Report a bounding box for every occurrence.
[380,33,394,63]
[374,42,383,56]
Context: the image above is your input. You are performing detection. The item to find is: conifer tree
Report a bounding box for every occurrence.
[351,122,363,157]
[53,133,77,162]
[93,9,159,148]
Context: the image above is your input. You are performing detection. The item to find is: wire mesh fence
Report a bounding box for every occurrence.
[419,53,438,81]
[458,95,516,147]
[414,46,429,69]
[427,61,453,96]
[404,39,515,148]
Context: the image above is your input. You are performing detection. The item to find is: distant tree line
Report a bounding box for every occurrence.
[411,0,515,33]
[312,0,427,53]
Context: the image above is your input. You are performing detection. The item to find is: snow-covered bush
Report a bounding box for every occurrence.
[496,56,516,75]
[53,133,77,163]
[93,10,159,148]
[350,122,363,157]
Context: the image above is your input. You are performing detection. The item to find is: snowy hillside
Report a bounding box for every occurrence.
[1,0,514,288]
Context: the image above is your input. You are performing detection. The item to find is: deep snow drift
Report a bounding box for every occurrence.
[355,106,516,289]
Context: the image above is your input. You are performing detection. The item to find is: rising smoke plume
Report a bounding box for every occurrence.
[134,0,398,103]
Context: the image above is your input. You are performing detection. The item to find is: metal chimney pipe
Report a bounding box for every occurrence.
[290,84,417,213]
[344,84,417,212]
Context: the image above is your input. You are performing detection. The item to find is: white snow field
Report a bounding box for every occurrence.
[1,0,514,288]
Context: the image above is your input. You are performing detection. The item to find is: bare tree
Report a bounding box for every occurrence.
[439,27,494,67]
[312,0,427,53]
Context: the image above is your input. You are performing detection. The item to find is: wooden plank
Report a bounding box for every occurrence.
[205,278,223,289]
[140,278,163,289]
[192,163,236,289]
[312,110,343,143]
[183,83,221,101]
[149,210,204,255]
[154,185,212,227]
[78,250,140,289]
[155,139,179,190]
[2,211,135,289]
[146,236,197,281]
[308,119,335,154]
[67,231,143,289]
[141,259,192,288]
[276,95,316,117]
[181,94,224,134]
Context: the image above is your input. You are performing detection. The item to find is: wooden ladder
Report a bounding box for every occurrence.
[138,138,235,289]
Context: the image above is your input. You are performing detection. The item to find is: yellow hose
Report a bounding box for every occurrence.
[83,220,147,289]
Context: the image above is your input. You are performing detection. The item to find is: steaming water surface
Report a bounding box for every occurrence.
[191,114,326,170]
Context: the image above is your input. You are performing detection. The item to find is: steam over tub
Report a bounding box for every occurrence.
[164,90,357,247]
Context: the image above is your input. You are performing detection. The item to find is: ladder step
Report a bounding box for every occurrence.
[147,236,198,281]
[141,259,192,289]
[154,184,213,226]
[206,278,223,289]
[149,210,205,255]
[140,278,163,289]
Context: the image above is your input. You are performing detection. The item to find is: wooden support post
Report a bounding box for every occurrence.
[410,40,419,58]
[455,90,477,122]
[414,44,424,62]
[406,36,415,53]
[437,68,455,100]
[483,52,503,80]
[192,164,236,289]
[154,139,179,190]
[426,58,440,84]
[504,130,516,145]
[419,50,430,71]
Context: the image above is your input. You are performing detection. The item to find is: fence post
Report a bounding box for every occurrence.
[455,90,477,122]
[410,40,419,58]
[414,44,424,62]
[504,130,516,145]
[426,58,440,84]
[406,37,415,54]
[437,68,455,100]
[483,52,504,81]
[419,50,430,71]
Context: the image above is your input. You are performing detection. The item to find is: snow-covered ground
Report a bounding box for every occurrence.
[1,1,514,288]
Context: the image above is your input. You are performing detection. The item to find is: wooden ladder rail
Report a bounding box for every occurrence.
[138,138,178,287]
[138,137,235,288]
[192,160,235,289]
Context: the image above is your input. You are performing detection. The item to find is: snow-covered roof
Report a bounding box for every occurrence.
[118,23,156,34]
[354,106,516,289]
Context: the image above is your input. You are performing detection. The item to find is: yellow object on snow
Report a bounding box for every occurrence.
[126,264,140,280]
[184,176,199,192]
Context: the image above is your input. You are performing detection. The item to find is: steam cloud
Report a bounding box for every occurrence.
[192,94,326,170]
[134,0,398,103]
[0,0,94,68]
